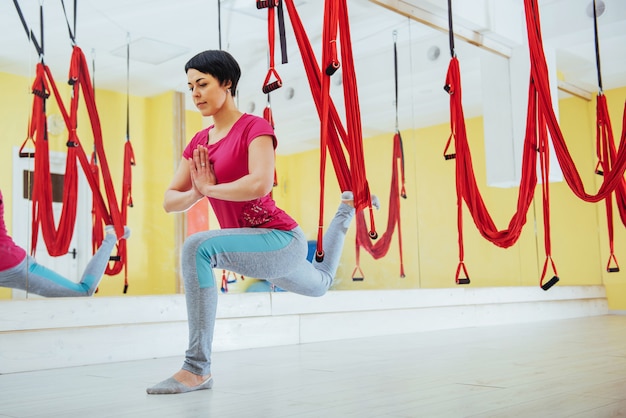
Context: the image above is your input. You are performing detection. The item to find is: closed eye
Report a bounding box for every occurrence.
[188,83,207,92]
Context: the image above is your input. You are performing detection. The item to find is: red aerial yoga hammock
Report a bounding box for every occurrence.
[589,0,626,273]
[354,33,407,280]
[596,93,626,273]
[354,131,406,280]
[282,0,378,262]
[14,1,134,291]
[444,0,626,289]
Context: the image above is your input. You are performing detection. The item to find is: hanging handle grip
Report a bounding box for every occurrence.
[256,0,278,9]
[541,276,559,291]
[262,80,282,94]
[351,266,365,282]
[455,262,470,285]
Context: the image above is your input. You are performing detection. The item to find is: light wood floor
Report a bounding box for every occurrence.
[1,315,625,418]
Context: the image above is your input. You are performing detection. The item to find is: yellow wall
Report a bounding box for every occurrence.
[1,66,625,309]
[92,91,181,296]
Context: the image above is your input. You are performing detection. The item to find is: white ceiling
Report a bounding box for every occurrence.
[1,0,625,155]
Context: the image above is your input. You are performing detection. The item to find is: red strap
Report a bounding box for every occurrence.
[262,4,282,94]
[351,265,365,281]
[455,261,470,284]
[104,140,135,292]
[283,0,376,259]
[539,256,558,288]
[28,63,80,256]
[262,105,279,187]
[443,133,456,160]
[537,98,559,282]
[69,46,125,239]
[595,94,623,273]
[221,270,228,293]
[615,105,626,229]
[606,253,620,272]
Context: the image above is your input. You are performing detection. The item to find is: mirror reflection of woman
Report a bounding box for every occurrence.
[0,189,130,297]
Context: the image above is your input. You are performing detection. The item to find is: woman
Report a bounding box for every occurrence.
[0,189,130,297]
[147,50,370,394]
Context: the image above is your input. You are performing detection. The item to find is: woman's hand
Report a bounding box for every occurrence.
[189,145,216,196]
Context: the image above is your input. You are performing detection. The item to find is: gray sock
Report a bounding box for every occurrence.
[146,376,213,395]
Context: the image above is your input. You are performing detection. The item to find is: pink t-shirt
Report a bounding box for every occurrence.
[0,190,27,271]
[183,114,298,231]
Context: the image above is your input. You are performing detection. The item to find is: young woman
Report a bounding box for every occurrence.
[0,189,130,297]
[147,50,371,394]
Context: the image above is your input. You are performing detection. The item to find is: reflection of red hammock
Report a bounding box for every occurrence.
[355,132,407,279]
[14,0,134,291]
[595,93,626,272]
[24,47,134,289]
[354,33,407,281]
[445,0,626,288]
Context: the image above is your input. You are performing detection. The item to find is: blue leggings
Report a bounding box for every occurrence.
[0,234,117,297]
[180,202,355,376]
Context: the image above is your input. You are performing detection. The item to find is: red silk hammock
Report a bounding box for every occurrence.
[282,0,378,262]
[444,0,626,289]
[590,0,626,273]
[353,32,407,281]
[14,1,134,291]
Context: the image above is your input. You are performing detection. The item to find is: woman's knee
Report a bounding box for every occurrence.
[182,232,212,258]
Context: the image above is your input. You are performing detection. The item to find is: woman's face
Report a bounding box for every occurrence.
[187,69,229,117]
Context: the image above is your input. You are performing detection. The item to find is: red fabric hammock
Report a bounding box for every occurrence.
[283,0,377,260]
[28,63,80,256]
[524,1,626,203]
[25,46,133,288]
[69,45,134,290]
[594,94,626,272]
[354,132,407,278]
[445,0,626,288]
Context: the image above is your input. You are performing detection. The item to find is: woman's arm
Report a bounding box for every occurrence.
[163,157,205,213]
[192,135,275,202]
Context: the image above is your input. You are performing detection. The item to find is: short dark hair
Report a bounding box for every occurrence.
[185,50,240,97]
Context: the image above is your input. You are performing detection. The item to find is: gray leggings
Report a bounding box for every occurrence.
[0,234,117,297]
[180,202,355,376]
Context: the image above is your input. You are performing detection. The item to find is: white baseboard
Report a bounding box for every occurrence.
[0,286,608,373]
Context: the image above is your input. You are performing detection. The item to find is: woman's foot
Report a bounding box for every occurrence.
[146,369,213,395]
[341,191,355,207]
[172,369,211,387]
[105,225,131,240]
[341,191,379,209]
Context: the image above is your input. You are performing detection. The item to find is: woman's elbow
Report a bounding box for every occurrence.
[162,191,177,213]
[256,179,274,197]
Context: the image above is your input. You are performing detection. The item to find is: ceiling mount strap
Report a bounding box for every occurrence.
[12,0,44,60]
